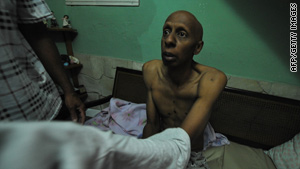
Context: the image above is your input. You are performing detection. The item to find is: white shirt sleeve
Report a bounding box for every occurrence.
[0,122,191,169]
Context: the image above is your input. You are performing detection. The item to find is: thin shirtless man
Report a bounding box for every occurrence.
[142,10,227,168]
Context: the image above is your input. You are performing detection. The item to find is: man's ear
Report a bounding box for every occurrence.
[194,41,204,55]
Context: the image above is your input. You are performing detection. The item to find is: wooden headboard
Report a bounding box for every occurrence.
[112,67,147,103]
[211,87,300,149]
[85,67,300,149]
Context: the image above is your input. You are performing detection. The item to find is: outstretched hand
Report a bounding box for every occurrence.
[64,93,86,124]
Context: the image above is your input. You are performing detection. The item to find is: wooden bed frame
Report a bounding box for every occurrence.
[85,67,300,150]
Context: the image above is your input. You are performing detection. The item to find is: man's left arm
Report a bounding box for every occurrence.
[180,70,227,141]
[19,22,86,124]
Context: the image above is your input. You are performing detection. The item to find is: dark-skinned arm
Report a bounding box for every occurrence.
[180,70,227,143]
[18,22,86,124]
[142,62,161,138]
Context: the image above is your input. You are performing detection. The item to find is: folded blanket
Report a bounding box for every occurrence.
[85,98,147,137]
[85,98,230,149]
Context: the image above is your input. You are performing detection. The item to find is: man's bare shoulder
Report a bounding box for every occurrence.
[194,63,227,92]
[194,63,226,80]
[143,60,162,72]
[143,60,163,78]
[142,60,163,87]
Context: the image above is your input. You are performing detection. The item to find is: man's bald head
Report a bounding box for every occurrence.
[165,10,203,41]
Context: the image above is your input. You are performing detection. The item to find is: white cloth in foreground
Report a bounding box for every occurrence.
[0,122,190,169]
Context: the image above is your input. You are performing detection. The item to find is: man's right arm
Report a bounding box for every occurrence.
[142,62,161,138]
[19,22,86,124]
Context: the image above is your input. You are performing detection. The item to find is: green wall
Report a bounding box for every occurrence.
[46,0,300,86]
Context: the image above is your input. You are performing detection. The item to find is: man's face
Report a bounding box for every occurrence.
[161,12,201,67]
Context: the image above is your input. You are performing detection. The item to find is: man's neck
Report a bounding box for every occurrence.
[163,61,195,87]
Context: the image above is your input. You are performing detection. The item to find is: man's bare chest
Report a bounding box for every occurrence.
[151,81,198,119]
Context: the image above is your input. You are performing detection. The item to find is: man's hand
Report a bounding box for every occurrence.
[19,22,86,123]
[64,93,86,124]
